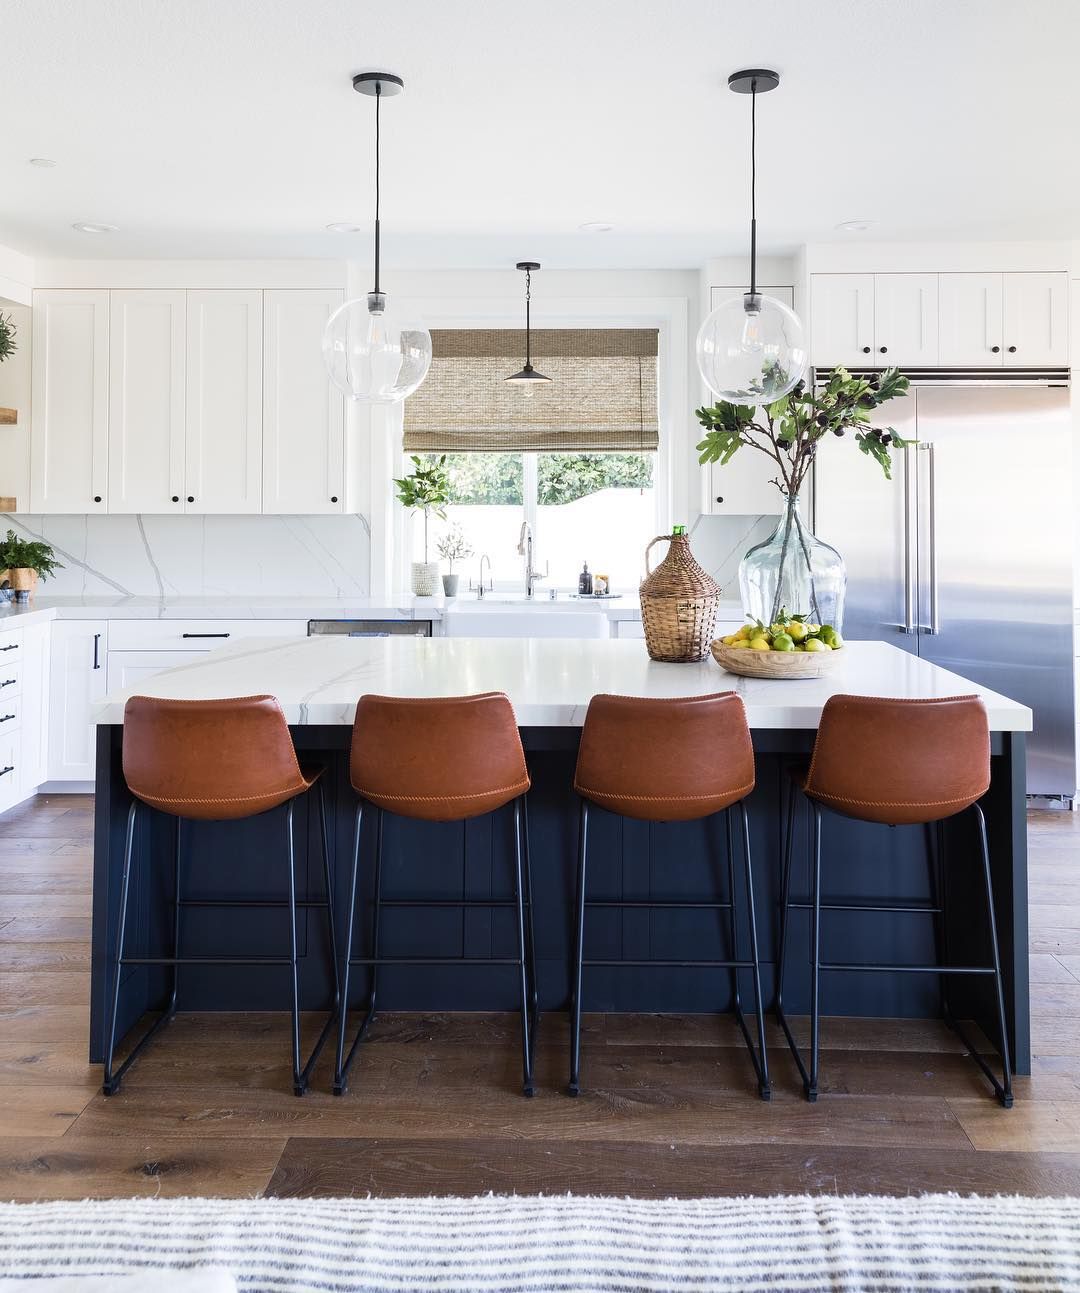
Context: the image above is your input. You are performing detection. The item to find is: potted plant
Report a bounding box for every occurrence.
[394,455,451,596]
[0,313,15,364]
[436,523,473,598]
[696,366,910,630]
[0,528,63,601]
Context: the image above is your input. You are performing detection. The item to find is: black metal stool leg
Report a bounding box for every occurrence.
[521,795,539,1028]
[333,801,364,1095]
[739,801,771,1100]
[925,820,953,1025]
[513,797,536,1097]
[285,800,305,1096]
[807,801,823,1101]
[775,780,812,1092]
[567,799,589,1096]
[168,816,182,1018]
[102,801,138,1096]
[975,802,1014,1108]
[725,808,741,1018]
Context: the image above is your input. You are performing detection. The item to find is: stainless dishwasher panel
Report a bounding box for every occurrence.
[308,619,433,638]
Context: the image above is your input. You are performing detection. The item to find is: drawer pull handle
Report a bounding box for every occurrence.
[0,766,12,777]
[93,633,101,671]
[0,644,17,653]
[0,714,14,723]
[181,632,231,639]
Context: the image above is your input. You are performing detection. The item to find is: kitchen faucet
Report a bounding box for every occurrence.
[517,522,548,600]
[471,553,493,599]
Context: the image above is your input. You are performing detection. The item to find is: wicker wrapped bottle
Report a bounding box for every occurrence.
[639,525,721,662]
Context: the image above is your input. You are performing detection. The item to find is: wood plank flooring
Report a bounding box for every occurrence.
[1,795,1079,1199]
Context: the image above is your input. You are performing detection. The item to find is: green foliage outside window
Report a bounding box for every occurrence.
[415,452,654,507]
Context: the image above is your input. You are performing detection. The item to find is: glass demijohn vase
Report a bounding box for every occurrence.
[739,494,846,631]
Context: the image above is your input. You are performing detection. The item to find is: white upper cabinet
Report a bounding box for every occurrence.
[185,290,263,513]
[1003,272,1068,366]
[30,290,110,512]
[809,274,875,367]
[108,290,187,513]
[938,273,1005,365]
[873,274,939,366]
[263,289,345,514]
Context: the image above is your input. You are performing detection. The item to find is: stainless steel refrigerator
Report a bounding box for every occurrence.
[814,379,1075,799]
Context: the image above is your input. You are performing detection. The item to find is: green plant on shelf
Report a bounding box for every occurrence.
[0,529,63,580]
[0,313,16,364]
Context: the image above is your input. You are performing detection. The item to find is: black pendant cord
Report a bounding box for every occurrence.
[524,266,532,367]
[749,82,757,299]
[373,82,382,297]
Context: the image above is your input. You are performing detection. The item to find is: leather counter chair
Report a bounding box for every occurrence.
[776,693,1012,1107]
[104,695,337,1098]
[568,692,770,1100]
[334,692,536,1097]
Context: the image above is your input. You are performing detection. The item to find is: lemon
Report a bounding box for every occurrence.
[803,637,829,653]
[720,634,736,645]
[787,621,809,642]
[750,637,771,651]
[772,633,795,652]
[728,638,750,649]
[735,624,753,640]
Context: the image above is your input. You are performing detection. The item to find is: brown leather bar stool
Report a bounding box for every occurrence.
[334,692,537,1097]
[776,693,1012,1107]
[568,692,771,1100]
[103,695,338,1097]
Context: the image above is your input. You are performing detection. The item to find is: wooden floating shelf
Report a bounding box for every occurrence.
[0,408,16,425]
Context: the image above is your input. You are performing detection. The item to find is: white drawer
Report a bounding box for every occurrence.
[0,629,22,663]
[107,619,308,652]
[0,662,21,699]
[0,696,20,734]
[0,733,18,811]
[614,619,645,640]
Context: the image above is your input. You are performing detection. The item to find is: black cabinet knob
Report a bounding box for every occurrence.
[187,495,195,503]
[879,346,888,354]
[991,345,1000,354]
[861,346,871,354]
[171,495,179,503]
[715,496,724,504]
[1008,345,1017,354]
[93,495,102,503]
[330,495,339,503]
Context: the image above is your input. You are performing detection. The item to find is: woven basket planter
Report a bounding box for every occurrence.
[639,529,720,663]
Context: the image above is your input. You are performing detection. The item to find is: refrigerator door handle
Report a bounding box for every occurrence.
[901,443,916,634]
[921,442,940,634]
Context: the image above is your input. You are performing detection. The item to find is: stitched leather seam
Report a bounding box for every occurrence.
[806,788,988,809]
[357,779,529,803]
[574,781,754,803]
[129,785,306,805]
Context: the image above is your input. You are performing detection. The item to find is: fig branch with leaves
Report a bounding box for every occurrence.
[695,365,912,497]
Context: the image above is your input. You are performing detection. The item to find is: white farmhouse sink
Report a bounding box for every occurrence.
[442,606,609,638]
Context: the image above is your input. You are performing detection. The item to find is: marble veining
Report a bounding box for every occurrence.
[92,636,1034,731]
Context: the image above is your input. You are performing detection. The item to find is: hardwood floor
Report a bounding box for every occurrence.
[2,794,1079,1199]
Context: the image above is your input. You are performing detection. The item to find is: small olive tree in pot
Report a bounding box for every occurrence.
[436,523,473,598]
[394,455,451,596]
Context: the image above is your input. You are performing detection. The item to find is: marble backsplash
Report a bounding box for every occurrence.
[688,512,780,607]
[0,513,371,598]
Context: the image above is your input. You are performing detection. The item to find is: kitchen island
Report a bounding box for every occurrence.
[89,637,1033,1071]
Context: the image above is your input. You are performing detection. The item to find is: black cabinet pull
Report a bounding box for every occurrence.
[1008,345,1017,353]
[171,495,180,503]
[715,496,724,504]
[93,633,101,670]
[187,495,195,503]
[879,346,888,354]
[181,632,231,639]
[0,644,16,652]
[93,495,102,503]
[861,346,871,354]
[330,495,339,503]
[0,766,12,778]
[991,345,1000,353]
[0,679,15,688]
[0,714,14,723]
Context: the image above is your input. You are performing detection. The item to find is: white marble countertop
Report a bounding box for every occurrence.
[92,636,1033,731]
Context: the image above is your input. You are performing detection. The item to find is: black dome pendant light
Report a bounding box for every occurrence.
[506,261,552,385]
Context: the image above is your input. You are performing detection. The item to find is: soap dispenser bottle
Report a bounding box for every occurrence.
[578,562,593,596]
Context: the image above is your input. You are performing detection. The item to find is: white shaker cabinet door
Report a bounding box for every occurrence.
[185,290,264,513]
[29,290,110,513]
[263,289,345,514]
[809,274,875,368]
[873,274,939,366]
[938,273,1005,366]
[47,621,107,783]
[19,619,50,795]
[108,290,187,514]
[1003,272,1069,367]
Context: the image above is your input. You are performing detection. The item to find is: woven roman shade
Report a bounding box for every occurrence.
[402,328,660,453]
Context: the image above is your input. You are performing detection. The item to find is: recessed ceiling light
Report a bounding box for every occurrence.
[28,157,57,168]
[325,222,364,234]
[578,221,615,233]
[836,218,877,232]
[72,222,118,234]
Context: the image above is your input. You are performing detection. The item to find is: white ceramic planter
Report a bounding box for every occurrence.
[442,574,460,598]
[411,561,440,596]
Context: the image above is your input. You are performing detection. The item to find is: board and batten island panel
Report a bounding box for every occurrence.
[89,636,1032,1078]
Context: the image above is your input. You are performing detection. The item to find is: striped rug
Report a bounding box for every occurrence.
[2,1193,1079,1291]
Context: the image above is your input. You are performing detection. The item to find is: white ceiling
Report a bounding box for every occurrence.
[3,0,1078,268]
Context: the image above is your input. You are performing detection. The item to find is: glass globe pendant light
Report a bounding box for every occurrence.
[696,69,808,403]
[322,72,432,404]
[505,262,552,386]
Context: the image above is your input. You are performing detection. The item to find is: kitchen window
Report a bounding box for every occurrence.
[410,451,656,591]
[403,326,661,592]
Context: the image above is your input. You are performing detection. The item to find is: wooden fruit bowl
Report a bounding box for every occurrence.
[710,640,839,679]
